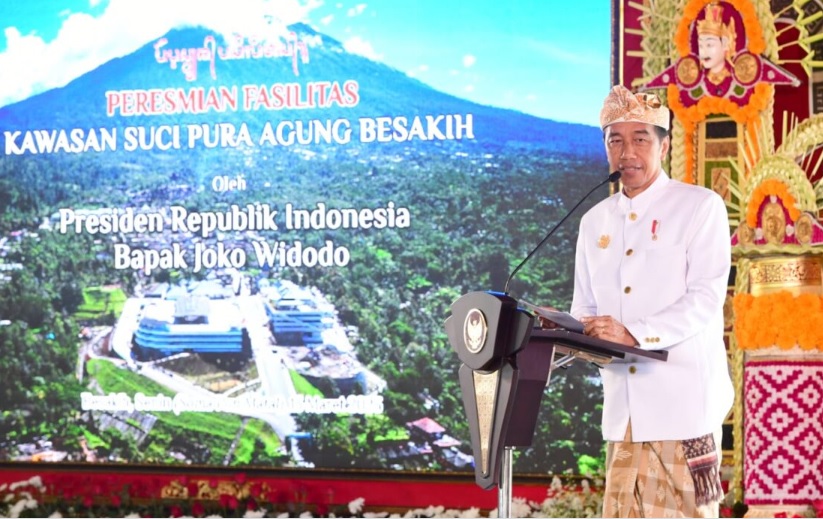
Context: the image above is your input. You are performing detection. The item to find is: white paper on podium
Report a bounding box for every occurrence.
[519,301,584,333]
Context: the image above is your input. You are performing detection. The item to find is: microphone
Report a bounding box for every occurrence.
[503,171,621,294]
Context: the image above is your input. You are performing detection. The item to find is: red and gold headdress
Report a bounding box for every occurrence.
[696,2,736,56]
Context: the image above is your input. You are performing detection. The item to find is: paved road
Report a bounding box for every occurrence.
[110,298,141,368]
[237,295,298,401]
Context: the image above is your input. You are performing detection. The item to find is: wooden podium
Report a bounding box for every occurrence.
[444,290,668,517]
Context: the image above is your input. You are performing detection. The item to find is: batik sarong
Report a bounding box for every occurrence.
[601,422,722,518]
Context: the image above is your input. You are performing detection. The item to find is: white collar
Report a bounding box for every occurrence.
[616,171,670,214]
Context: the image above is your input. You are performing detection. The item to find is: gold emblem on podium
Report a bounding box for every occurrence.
[464,309,487,354]
[473,370,499,476]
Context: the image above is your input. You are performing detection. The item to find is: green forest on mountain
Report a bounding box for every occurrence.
[0,141,609,475]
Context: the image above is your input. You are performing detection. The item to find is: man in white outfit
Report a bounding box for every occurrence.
[570,85,734,517]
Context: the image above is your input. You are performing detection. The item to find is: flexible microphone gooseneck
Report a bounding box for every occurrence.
[503,171,622,294]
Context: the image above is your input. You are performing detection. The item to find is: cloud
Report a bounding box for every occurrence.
[343,35,381,61]
[0,0,323,108]
[462,54,476,68]
[1,27,52,105]
[347,3,367,17]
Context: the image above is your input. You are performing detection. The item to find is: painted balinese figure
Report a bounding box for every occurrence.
[645,1,796,106]
[696,3,736,94]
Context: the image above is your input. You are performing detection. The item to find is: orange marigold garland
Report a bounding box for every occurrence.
[734,292,823,351]
[745,178,801,228]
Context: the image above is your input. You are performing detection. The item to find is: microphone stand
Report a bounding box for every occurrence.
[503,171,621,294]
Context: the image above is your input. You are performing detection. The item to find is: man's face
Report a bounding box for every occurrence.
[698,34,727,73]
[604,121,669,198]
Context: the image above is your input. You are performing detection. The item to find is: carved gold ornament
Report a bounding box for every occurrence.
[734,52,759,85]
[795,213,814,245]
[738,223,754,247]
[761,201,786,245]
[676,56,700,86]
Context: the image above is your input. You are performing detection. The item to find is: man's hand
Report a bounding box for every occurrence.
[580,315,638,346]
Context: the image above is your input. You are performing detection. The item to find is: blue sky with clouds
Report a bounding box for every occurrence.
[0,0,611,126]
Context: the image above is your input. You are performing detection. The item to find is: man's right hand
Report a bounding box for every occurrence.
[580,315,639,346]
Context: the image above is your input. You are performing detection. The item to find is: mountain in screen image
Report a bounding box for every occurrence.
[0,23,604,157]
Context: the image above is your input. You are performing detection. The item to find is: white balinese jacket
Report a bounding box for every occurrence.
[571,172,734,442]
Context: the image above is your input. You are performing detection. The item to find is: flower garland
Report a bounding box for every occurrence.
[667,83,772,129]
[745,178,801,228]
[739,154,818,236]
[733,291,823,351]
